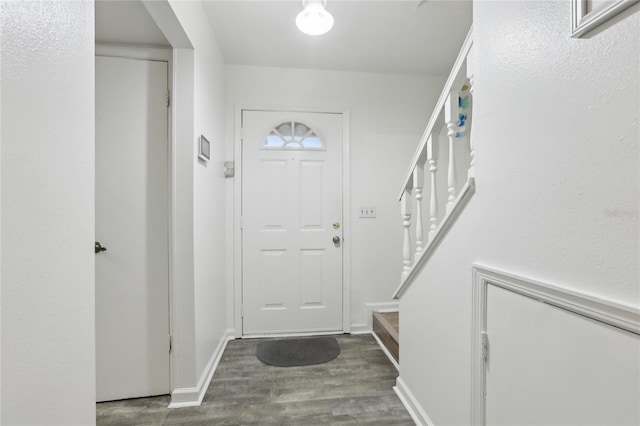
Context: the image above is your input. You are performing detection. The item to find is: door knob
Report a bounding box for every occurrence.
[332,236,341,244]
[95,241,107,254]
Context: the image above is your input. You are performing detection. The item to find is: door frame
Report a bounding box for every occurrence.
[95,44,173,395]
[233,106,351,338]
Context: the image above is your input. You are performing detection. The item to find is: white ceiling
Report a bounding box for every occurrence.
[203,0,472,75]
[96,0,472,76]
[95,0,170,47]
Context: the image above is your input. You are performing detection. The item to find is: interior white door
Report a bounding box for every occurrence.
[242,110,343,335]
[95,56,170,401]
[485,285,640,425]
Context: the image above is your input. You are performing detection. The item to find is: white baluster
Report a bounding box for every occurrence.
[401,191,412,279]
[426,132,439,240]
[413,165,425,260]
[445,91,459,213]
[466,47,476,177]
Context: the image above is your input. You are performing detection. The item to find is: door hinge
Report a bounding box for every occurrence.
[239,216,244,229]
[481,331,489,362]
[168,334,172,353]
[240,305,244,318]
[166,90,171,107]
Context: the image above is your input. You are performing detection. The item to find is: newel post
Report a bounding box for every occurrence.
[426,132,439,240]
[401,190,412,279]
[445,91,459,213]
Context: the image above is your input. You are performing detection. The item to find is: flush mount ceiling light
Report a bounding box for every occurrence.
[296,0,334,36]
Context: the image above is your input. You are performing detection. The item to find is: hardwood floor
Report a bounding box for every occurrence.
[97,334,414,425]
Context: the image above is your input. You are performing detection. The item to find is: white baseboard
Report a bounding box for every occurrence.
[394,376,435,426]
[349,323,370,334]
[370,330,399,371]
[168,328,234,408]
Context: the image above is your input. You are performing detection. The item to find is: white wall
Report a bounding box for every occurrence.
[224,65,445,330]
[400,1,640,424]
[168,0,228,387]
[1,1,96,424]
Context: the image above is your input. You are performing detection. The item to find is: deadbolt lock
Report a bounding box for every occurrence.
[333,222,340,229]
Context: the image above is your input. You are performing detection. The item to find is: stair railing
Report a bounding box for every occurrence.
[393,27,475,299]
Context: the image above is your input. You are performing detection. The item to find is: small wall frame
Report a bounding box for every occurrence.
[198,135,211,161]
[571,0,638,38]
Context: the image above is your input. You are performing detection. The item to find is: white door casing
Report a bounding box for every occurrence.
[241,110,345,335]
[95,55,170,401]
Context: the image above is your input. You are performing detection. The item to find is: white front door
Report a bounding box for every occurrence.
[241,110,344,335]
[95,55,170,401]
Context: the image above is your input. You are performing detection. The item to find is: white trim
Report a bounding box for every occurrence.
[571,0,638,38]
[95,44,171,62]
[394,377,435,426]
[364,301,399,331]
[349,324,370,334]
[474,265,640,334]
[370,330,399,371]
[342,110,352,333]
[398,26,473,200]
[470,265,640,425]
[234,106,352,337]
[140,0,196,403]
[240,330,343,339]
[168,329,234,408]
[393,177,475,299]
[233,105,243,339]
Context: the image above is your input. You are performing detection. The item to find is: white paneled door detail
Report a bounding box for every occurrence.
[95,56,170,401]
[242,110,343,335]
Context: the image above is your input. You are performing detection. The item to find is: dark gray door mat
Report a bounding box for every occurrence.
[256,336,341,367]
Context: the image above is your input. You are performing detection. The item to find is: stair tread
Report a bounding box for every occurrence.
[372,311,399,343]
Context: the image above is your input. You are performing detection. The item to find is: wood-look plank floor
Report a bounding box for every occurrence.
[97,334,414,425]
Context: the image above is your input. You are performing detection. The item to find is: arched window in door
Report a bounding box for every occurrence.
[263,120,324,149]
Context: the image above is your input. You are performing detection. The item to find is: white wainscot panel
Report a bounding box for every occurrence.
[486,285,640,426]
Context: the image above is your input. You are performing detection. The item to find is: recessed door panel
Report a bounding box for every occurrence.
[261,160,287,229]
[300,161,324,229]
[260,250,286,308]
[300,249,325,307]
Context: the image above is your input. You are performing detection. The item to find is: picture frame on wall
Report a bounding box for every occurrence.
[198,135,211,161]
[571,0,638,37]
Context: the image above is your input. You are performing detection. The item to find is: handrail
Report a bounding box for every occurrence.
[394,26,475,298]
[393,178,475,299]
[397,26,473,201]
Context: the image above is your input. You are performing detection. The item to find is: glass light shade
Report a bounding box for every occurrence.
[296,2,334,36]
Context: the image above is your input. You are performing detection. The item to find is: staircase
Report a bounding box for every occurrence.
[393,27,475,299]
[373,311,399,363]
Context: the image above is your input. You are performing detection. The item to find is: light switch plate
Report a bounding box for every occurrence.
[359,205,376,218]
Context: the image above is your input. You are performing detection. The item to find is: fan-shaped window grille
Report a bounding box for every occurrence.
[263,121,324,150]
